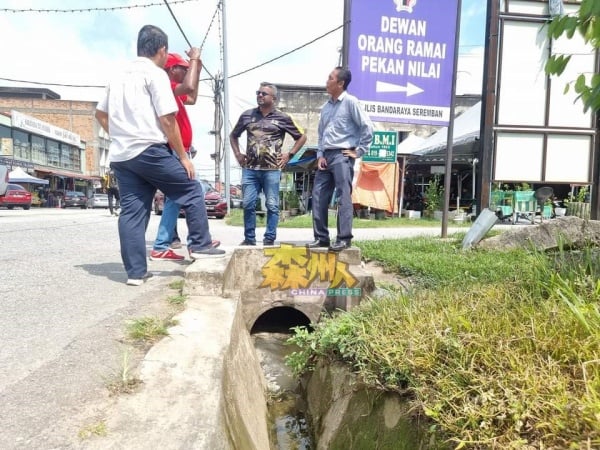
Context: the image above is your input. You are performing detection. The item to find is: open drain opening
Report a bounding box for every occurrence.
[251,307,314,449]
[250,306,312,334]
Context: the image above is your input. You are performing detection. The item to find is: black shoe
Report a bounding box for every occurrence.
[306,240,330,248]
[239,239,256,246]
[329,240,351,252]
[262,239,275,246]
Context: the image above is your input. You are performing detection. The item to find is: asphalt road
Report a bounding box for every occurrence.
[0,207,465,449]
[0,207,202,449]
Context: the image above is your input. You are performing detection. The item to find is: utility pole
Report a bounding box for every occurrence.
[211,75,223,190]
[222,0,231,211]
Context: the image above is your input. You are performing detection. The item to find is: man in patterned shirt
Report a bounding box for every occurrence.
[230,82,307,246]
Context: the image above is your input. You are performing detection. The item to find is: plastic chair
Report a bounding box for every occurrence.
[512,191,537,224]
[491,190,513,222]
[534,187,554,222]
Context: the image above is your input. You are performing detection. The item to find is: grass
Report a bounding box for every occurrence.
[225,207,468,228]
[286,235,600,448]
[104,350,142,396]
[125,317,176,342]
[78,420,107,440]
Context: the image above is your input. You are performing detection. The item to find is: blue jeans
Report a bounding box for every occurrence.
[153,196,180,250]
[111,144,214,279]
[242,168,280,243]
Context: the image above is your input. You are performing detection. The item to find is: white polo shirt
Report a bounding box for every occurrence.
[97,57,178,162]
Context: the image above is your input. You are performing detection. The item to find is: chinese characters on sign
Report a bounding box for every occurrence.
[259,244,360,296]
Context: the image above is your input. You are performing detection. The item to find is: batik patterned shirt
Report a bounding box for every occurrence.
[231,108,305,170]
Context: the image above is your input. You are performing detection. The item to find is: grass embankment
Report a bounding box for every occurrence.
[226,209,465,228]
[287,236,600,448]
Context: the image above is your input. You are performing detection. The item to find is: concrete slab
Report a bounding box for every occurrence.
[83,296,239,450]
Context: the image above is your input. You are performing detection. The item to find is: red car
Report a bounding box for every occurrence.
[0,183,32,210]
[153,180,227,219]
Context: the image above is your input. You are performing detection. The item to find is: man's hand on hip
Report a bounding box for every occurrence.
[342,149,358,159]
[181,158,196,179]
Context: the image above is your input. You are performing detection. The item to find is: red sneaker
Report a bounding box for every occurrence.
[149,249,185,261]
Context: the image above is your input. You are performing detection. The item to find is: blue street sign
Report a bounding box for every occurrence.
[348,0,459,126]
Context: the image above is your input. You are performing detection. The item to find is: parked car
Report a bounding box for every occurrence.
[87,193,109,209]
[230,196,243,209]
[0,164,8,196]
[0,183,32,210]
[153,180,228,219]
[62,191,88,209]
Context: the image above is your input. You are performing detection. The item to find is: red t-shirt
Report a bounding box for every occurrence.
[171,80,192,152]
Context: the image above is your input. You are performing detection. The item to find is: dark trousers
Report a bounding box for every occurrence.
[107,187,120,214]
[311,151,355,243]
[111,144,213,279]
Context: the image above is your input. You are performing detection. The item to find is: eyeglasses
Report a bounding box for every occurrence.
[256,91,271,97]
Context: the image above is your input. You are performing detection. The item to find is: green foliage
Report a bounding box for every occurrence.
[225,207,469,228]
[126,317,174,342]
[565,185,589,204]
[546,0,600,112]
[357,235,539,290]
[577,185,589,202]
[424,176,443,212]
[282,190,300,209]
[287,236,600,447]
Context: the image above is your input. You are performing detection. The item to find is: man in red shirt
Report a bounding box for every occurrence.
[150,50,215,260]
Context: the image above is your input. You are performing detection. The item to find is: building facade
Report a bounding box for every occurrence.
[0,87,108,201]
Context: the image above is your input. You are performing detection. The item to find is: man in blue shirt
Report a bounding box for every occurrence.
[308,67,374,252]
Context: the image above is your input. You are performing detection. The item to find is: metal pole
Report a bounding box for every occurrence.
[212,76,223,189]
[221,0,231,212]
[478,0,501,217]
[398,156,406,217]
[441,0,462,238]
[342,0,351,66]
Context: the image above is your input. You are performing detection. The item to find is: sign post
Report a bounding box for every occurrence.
[346,0,460,126]
[346,0,462,235]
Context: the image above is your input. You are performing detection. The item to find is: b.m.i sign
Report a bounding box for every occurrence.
[362,131,397,162]
[347,0,459,126]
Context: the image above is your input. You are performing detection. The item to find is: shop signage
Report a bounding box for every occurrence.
[11,110,80,146]
[363,131,397,163]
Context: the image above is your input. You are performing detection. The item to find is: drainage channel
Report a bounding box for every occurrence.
[251,307,313,450]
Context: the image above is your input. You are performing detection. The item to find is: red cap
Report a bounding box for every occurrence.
[164,53,189,69]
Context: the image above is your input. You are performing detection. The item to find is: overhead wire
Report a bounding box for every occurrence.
[227,23,346,79]
[162,0,217,81]
[0,0,197,13]
[0,0,348,90]
[0,21,344,90]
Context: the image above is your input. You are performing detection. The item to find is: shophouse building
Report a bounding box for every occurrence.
[0,87,108,201]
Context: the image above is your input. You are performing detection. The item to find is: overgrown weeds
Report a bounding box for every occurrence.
[286,236,600,448]
[125,317,175,342]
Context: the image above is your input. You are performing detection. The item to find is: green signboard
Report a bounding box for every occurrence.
[363,131,397,163]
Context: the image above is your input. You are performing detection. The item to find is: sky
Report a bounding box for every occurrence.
[0,0,486,184]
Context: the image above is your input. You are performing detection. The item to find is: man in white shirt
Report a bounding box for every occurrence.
[95,24,224,286]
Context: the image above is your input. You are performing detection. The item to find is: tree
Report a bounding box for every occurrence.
[545,0,600,112]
